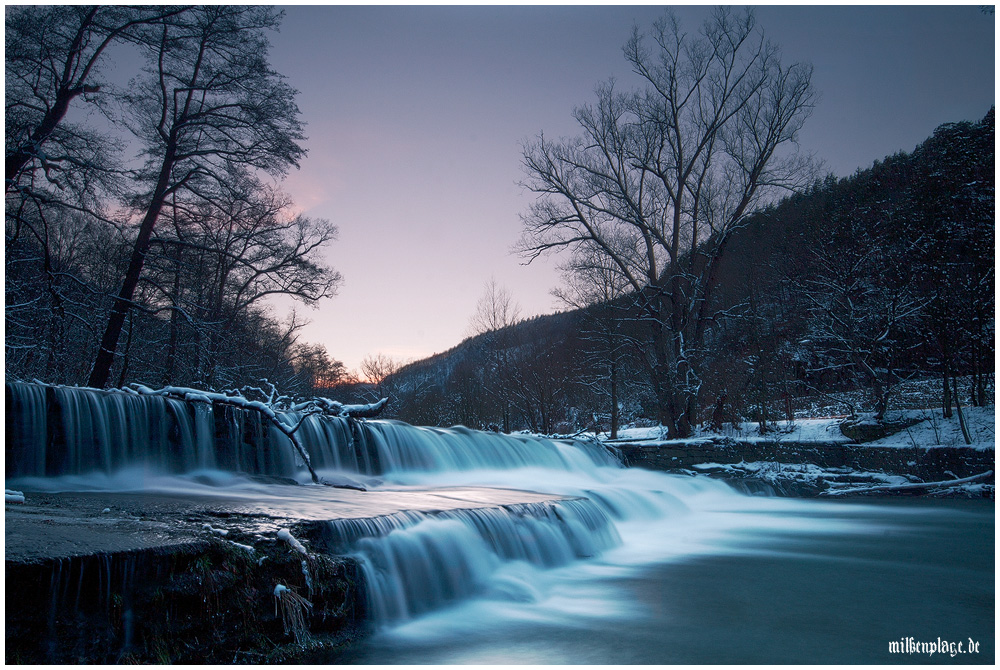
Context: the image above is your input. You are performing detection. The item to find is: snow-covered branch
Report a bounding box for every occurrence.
[128,383,389,485]
[821,470,993,496]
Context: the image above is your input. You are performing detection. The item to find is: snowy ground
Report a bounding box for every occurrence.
[607,405,994,451]
[865,406,994,450]
[608,417,848,446]
[598,400,994,498]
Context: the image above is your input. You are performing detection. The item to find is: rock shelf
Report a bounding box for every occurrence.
[5,485,568,664]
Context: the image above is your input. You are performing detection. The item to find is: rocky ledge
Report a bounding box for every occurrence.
[5,485,566,664]
[616,438,995,498]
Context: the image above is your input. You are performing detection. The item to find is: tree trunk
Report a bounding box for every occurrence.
[609,359,619,440]
[952,376,973,445]
[972,340,987,407]
[6,85,99,188]
[163,270,181,386]
[941,361,953,419]
[116,311,134,389]
[872,376,890,422]
[647,304,684,439]
[88,146,175,388]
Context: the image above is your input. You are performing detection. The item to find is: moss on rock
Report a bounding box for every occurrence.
[5,531,365,664]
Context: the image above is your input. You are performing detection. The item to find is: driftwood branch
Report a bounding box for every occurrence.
[128,384,389,485]
[821,470,993,496]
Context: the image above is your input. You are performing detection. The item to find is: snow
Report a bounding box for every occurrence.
[5,489,25,504]
[609,418,851,445]
[301,559,314,594]
[863,407,994,450]
[691,461,911,489]
[202,523,229,536]
[277,528,308,555]
[606,406,994,451]
[602,404,994,497]
[823,470,994,496]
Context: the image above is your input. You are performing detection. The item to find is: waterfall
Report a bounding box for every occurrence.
[6,382,618,480]
[7,383,219,478]
[6,382,823,634]
[315,498,620,622]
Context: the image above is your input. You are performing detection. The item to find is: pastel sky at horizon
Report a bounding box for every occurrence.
[263,4,994,374]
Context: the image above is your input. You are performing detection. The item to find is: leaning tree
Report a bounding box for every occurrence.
[88,6,307,388]
[518,8,816,437]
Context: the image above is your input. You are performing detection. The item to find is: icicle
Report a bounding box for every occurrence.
[301,559,314,595]
[273,583,312,643]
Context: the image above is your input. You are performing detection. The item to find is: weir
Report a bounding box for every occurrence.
[5,382,619,480]
[9,383,989,663]
[4,382,637,662]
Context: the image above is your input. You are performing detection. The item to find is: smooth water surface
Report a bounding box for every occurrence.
[315,498,993,665]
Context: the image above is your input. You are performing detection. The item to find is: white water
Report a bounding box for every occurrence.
[340,463,904,638]
[6,382,921,648]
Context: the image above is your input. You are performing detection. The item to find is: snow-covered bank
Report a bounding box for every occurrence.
[606,405,994,450]
[864,406,994,450]
[602,406,994,498]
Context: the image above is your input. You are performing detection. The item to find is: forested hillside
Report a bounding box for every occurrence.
[372,110,994,433]
[5,7,347,395]
[4,5,992,431]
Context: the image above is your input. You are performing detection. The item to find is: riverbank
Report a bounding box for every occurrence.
[614,438,994,497]
[607,409,995,498]
[4,485,569,663]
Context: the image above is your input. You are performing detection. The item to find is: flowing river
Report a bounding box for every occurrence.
[6,383,994,664]
[316,496,993,665]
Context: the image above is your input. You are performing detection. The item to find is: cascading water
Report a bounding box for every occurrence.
[317,498,621,622]
[9,381,986,665]
[6,382,617,481]
[4,382,639,627]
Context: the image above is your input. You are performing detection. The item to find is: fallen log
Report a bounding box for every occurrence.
[821,470,993,496]
[289,395,388,419]
[129,384,388,486]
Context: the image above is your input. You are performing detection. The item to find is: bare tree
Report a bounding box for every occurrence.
[359,353,403,404]
[5,5,187,190]
[6,7,189,385]
[289,342,350,396]
[143,171,341,386]
[468,278,523,432]
[799,239,924,421]
[518,8,816,437]
[88,6,306,388]
[507,333,575,435]
[468,277,522,337]
[554,248,633,438]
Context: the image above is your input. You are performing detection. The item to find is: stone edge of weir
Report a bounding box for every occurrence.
[4,486,574,664]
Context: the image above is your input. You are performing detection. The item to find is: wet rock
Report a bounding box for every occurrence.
[838,417,923,442]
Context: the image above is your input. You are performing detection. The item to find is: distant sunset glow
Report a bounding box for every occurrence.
[263,5,994,374]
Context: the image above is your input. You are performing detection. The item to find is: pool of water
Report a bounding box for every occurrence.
[313,498,993,665]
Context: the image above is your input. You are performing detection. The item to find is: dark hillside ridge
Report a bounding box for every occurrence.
[375,110,994,432]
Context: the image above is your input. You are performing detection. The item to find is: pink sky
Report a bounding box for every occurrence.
[263,5,994,374]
